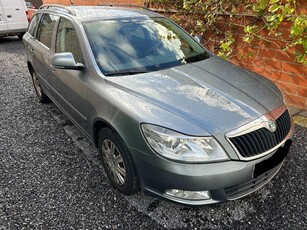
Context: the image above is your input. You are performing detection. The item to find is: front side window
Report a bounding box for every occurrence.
[36,14,59,48]
[84,17,210,76]
[27,14,40,37]
[56,17,83,64]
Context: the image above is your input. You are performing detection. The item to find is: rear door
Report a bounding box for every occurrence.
[32,13,59,95]
[23,13,41,66]
[0,0,28,31]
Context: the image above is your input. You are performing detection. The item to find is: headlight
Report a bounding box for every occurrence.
[141,124,229,162]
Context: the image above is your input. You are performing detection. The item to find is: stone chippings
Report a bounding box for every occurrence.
[0,37,306,229]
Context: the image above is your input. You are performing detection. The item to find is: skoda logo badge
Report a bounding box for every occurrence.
[268,120,277,132]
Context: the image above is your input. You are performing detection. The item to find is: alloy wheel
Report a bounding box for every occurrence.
[101,139,126,185]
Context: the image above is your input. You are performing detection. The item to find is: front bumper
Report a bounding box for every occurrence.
[130,139,292,206]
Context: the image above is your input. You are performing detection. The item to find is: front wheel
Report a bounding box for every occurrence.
[98,128,139,195]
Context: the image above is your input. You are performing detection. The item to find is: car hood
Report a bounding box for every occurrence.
[106,56,284,134]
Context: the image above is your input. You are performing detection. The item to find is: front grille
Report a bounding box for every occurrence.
[225,160,283,200]
[229,110,291,158]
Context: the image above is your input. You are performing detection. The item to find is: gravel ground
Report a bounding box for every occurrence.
[0,37,306,229]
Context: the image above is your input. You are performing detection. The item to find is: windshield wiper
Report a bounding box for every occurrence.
[104,69,149,76]
[180,52,210,64]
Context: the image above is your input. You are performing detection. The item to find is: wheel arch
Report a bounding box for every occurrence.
[92,118,120,148]
[93,117,142,191]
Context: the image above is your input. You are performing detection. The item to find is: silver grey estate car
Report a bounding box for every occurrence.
[23,4,294,205]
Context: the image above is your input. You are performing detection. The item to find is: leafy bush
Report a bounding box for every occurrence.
[146,0,307,64]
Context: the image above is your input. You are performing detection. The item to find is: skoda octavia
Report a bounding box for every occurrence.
[23,4,294,205]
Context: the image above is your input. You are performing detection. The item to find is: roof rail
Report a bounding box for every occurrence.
[98,4,152,11]
[39,4,76,16]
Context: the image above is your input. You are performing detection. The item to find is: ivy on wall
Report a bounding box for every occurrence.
[145,0,307,64]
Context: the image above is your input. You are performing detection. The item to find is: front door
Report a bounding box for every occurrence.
[51,17,89,132]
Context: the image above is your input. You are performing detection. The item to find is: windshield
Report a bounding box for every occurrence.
[84,17,210,76]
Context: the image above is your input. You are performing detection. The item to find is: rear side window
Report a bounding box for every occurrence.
[56,17,83,63]
[36,14,59,49]
[27,14,40,36]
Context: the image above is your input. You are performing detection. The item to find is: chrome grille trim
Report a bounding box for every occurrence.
[226,105,293,161]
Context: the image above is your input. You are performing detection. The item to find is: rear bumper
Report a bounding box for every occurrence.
[0,28,27,37]
[130,139,292,206]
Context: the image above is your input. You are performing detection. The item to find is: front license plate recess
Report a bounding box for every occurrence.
[253,140,292,178]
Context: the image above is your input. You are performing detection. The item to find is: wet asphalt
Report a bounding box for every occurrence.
[0,37,306,229]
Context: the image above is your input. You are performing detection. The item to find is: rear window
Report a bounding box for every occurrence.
[36,14,59,48]
[27,14,40,36]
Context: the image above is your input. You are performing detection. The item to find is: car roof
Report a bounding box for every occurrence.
[38,5,163,22]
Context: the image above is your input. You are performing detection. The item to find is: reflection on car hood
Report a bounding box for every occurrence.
[106,56,284,134]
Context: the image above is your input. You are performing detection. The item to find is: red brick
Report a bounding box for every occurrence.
[281,62,306,76]
[276,82,298,95]
[232,60,250,69]
[259,29,271,38]
[258,48,276,59]
[298,86,307,97]
[277,21,292,29]
[292,76,307,87]
[246,39,266,48]
[275,50,297,63]
[284,94,307,109]
[299,0,307,6]
[248,57,266,67]
[270,70,298,84]
[280,28,291,38]
[263,58,282,71]
[267,72,281,82]
[248,66,271,78]
[264,39,288,50]
[234,36,245,46]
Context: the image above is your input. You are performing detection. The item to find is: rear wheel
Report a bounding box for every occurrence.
[17,33,25,40]
[98,128,139,195]
[31,72,50,103]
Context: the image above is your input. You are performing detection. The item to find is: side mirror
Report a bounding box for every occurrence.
[51,52,84,70]
[193,35,202,44]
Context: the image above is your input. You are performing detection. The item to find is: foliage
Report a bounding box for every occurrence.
[147,0,307,64]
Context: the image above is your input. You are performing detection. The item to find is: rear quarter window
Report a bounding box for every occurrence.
[36,14,59,48]
[27,14,40,37]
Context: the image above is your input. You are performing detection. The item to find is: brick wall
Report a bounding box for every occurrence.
[231,1,307,109]
[31,0,43,8]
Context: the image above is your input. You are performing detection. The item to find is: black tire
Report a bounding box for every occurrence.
[98,128,139,195]
[17,33,25,40]
[31,71,50,103]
